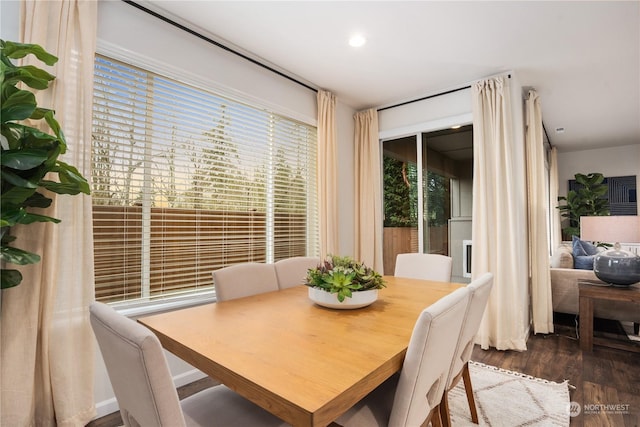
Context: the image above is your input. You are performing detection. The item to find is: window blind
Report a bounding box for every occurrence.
[92,55,318,304]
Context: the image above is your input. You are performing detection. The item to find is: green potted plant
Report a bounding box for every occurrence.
[304,255,386,307]
[556,172,609,238]
[1,40,90,289]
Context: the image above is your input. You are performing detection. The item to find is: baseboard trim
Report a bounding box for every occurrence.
[173,367,208,388]
[94,397,119,419]
[93,368,208,419]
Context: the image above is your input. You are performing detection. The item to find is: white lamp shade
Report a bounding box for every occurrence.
[580,216,640,243]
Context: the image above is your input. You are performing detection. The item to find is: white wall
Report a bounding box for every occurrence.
[378,87,473,138]
[557,144,640,198]
[0,1,19,41]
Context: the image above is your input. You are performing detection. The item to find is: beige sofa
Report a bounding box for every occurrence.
[550,245,640,325]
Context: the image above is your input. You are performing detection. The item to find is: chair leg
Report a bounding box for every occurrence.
[439,390,452,427]
[432,405,443,427]
[462,363,479,424]
[423,404,443,427]
[634,322,639,335]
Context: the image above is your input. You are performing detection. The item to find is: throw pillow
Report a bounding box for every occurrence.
[572,236,598,270]
[572,235,599,256]
[574,254,596,270]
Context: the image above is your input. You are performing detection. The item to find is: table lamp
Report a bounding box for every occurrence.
[580,215,640,286]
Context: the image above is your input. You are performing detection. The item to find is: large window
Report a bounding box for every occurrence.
[92,55,318,305]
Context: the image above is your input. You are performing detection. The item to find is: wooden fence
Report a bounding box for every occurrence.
[93,205,307,302]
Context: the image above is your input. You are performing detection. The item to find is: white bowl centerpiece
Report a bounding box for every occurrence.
[305,255,386,309]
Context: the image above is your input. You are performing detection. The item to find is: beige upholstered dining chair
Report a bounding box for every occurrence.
[440,272,494,427]
[274,256,320,289]
[90,302,289,427]
[394,253,453,282]
[334,286,471,427]
[213,262,279,301]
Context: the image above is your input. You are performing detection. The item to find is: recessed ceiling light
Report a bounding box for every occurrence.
[349,34,366,48]
[451,125,462,129]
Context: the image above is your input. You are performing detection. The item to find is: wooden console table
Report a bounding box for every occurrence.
[579,282,640,353]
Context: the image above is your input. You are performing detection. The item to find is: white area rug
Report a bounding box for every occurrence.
[449,361,570,426]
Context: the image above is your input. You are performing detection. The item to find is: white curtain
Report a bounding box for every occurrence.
[471,76,528,351]
[317,90,339,259]
[354,109,384,273]
[525,90,554,334]
[1,1,97,425]
[549,147,563,250]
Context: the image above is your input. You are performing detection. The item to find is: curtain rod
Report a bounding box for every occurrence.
[378,73,512,112]
[121,0,318,93]
[377,86,470,112]
[542,121,553,148]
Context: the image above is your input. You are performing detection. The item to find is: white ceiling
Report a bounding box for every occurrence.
[142,1,639,153]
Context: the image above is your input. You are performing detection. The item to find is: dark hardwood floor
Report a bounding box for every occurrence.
[472,315,640,427]
[87,315,640,427]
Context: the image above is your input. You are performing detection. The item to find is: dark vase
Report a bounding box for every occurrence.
[593,244,640,286]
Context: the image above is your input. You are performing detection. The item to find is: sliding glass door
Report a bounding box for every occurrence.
[382,126,472,276]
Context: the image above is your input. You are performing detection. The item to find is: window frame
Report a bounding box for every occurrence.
[92,44,318,313]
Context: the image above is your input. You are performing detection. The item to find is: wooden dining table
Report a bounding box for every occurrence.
[138,276,464,427]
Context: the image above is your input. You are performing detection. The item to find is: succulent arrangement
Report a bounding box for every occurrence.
[305,255,386,302]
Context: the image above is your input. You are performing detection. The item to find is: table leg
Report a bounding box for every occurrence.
[579,295,594,352]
